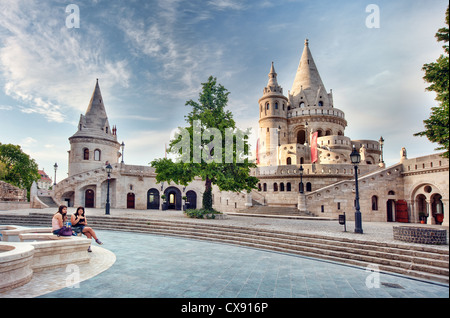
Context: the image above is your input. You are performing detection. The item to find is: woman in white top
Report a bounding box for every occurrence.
[52,205,68,235]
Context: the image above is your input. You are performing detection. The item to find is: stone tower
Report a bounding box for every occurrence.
[68,79,121,176]
[287,39,347,143]
[258,62,288,166]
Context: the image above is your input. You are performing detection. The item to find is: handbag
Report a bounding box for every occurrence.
[58,223,73,236]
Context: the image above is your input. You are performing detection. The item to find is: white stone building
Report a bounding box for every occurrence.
[52,40,448,226]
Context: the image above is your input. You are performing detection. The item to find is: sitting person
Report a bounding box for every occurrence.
[71,206,103,252]
[52,205,70,235]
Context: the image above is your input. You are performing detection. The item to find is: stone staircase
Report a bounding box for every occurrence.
[37,196,58,208]
[239,205,314,217]
[1,213,448,284]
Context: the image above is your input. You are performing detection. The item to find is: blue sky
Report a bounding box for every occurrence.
[0,0,448,181]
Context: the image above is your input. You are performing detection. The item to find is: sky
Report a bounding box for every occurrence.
[0,0,448,181]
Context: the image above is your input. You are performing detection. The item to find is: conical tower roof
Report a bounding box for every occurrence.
[70,79,117,142]
[291,39,327,97]
[84,79,108,129]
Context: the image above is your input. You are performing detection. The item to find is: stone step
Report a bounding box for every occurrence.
[1,213,448,283]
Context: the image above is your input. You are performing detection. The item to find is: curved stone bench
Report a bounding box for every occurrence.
[393,226,447,245]
[0,242,34,292]
[0,226,92,293]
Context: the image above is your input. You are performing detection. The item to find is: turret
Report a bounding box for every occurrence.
[68,79,121,176]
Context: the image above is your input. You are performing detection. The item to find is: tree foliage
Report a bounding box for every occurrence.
[0,143,41,191]
[151,76,259,211]
[415,6,449,158]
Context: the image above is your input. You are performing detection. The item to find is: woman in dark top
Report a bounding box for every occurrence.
[71,207,103,251]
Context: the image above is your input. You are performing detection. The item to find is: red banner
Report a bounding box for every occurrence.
[310,132,318,163]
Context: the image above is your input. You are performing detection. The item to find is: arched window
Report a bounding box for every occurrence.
[371,196,378,210]
[388,190,395,195]
[273,183,278,192]
[318,101,324,107]
[83,148,89,160]
[286,183,291,192]
[275,102,279,110]
[263,183,267,192]
[287,157,292,165]
[297,130,306,144]
[94,149,101,161]
[280,183,285,192]
[258,183,262,191]
[306,182,312,192]
[300,102,305,108]
[266,103,270,110]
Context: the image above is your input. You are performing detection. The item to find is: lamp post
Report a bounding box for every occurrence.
[299,165,304,194]
[379,136,384,164]
[53,163,58,186]
[350,146,363,234]
[105,164,112,215]
[121,141,125,163]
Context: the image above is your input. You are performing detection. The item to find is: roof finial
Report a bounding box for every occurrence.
[305,38,309,47]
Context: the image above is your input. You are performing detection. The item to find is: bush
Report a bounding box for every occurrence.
[184,208,221,219]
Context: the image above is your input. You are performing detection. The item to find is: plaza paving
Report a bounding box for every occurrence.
[0,208,448,298]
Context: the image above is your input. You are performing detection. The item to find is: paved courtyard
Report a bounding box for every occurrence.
[0,208,448,299]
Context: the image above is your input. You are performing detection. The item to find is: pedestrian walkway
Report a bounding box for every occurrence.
[0,208,448,298]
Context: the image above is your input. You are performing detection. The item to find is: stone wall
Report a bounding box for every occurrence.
[0,181,27,202]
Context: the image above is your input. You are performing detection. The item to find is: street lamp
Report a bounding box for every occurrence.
[299,165,304,194]
[53,163,58,186]
[350,145,363,234]
[379,136,384,164]
[121,141,125,163]
[105,164,112,215]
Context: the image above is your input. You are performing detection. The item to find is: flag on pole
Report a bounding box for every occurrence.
[311,132,318,163]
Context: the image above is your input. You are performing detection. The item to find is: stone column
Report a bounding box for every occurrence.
[426,199,435,225]
[298,193,307,213]
[442,198,449,227]
[95,183,102,209]
[245,192,252,207]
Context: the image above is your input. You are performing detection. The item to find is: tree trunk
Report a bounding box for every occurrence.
[202,177,213,211]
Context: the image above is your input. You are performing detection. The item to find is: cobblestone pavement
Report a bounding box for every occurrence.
[0,208,448,298]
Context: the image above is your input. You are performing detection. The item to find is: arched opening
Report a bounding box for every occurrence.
[127,193,135,209]
[83,148,89,160]
[371,195,378,210]
[147,188,160,210]
[85,189,94,208]
[286,157,292,165]
[431,194,444,224]
[416,194,427,222]
[94,149,101,161]
[306,182,312,192]
[273,183,278,192]
[297,130,306,144]
[164,187,182,210]
[386,199,395,222]
[186,190,197,210]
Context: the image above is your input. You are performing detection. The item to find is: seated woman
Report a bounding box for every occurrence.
[52,205,71,235]
[71,207,103,251]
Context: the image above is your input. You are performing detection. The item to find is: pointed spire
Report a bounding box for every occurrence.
[290,39,327,97]
[81,79,111,133]
[85,78,107,119]
[267,61,278,87]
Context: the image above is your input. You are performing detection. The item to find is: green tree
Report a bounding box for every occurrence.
[151,76,259,211]
[0,143,41,192]
[415,6,449,158]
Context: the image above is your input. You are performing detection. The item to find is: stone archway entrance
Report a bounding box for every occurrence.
[127,193,135,209]
[164,187,182,210]
[85,189,95,208]
[386,199,395,222]
[147,188,160,210]
[186,190,197,210]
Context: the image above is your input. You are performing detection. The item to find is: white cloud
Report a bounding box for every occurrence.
[0,0,131,123]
